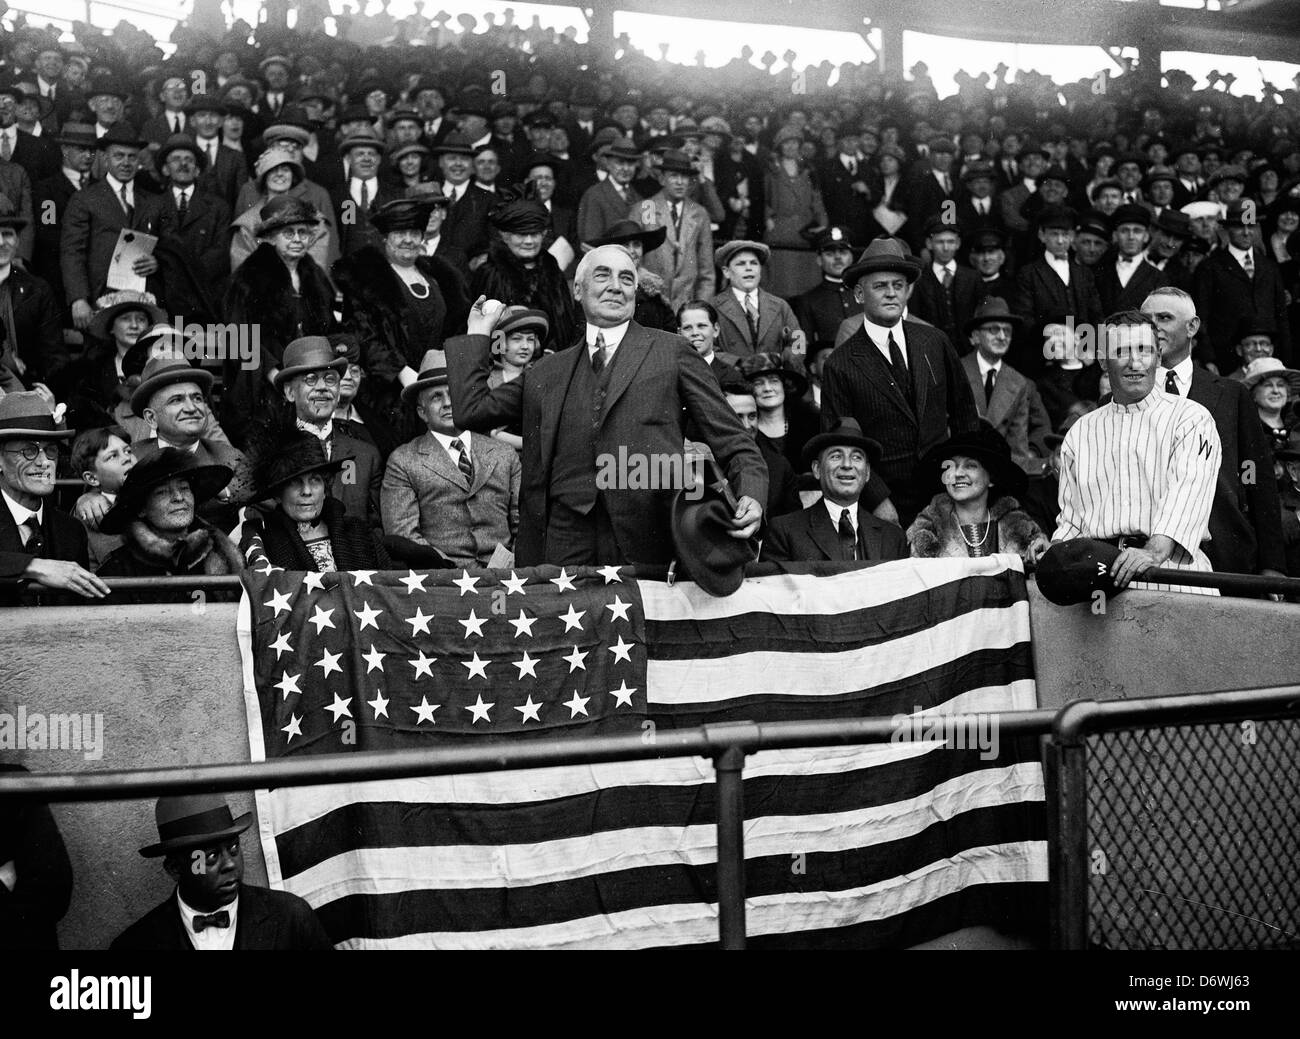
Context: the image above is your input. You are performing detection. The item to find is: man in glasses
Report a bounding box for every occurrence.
[0,391,110,603]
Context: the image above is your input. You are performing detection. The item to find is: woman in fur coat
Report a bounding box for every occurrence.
[221,196,336,448]
[97,448,244,602]
[907,425,1050,568]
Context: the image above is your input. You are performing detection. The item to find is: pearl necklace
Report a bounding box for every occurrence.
[959,519,992,549]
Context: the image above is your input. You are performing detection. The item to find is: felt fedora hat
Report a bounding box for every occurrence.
[53,120,98,148]
[670,456,757,597]
[273,335,349,389]
[1035,538,1124,606]
[130,353,213,416]
[963,296,1024,338]
[155,132,207,173]
[0,391,74,440]
[95,123,148,150]
[402,348,450,402]
[101,447,233,535]
[658,149,697,175]
[801,417,883,470]
[842,235,921,286]
[589,219,666,252]
[139,793,252,858]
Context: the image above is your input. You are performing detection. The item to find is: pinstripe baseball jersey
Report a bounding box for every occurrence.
[1054,385,1222,593]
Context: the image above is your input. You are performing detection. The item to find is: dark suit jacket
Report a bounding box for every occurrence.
[954,195,1004,243]
[1095,257,1169,317]
[440,182,494,260]
[710,288,801,358]
[140,111,189,146]
[197,142,250,210]
[32,171,78,312]
[109,884,333,951]
[763,500,908,563]
[155,187,232,322]
[1193,246,1292,369]
[817,157,875,245]
[0,497,89,605]
[792,278,858,350]
[909,264,980,351]
[1010,256,1104,376]
[821,320,981,518]
[330,180,399,258]
[60,179,166,305]
[331,422,383,530]
[0,158,35,259]
[902,169,958,251]
[10,130,60,184]
[446,323,768,566]
[1,266,67,384]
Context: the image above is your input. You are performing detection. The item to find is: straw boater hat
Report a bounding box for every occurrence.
[0,392,74,441]
[138,793,252,858]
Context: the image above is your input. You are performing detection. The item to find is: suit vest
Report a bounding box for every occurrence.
[549,348,615,514]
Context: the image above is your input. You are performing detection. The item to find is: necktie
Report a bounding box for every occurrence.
[942,173,952,194]
[171,115,180,133]
[22,518,43,554]
[0,132,9,161]
[671,201,682,234]
[79,173,87,189]
[192,910,231,933]
[984,367,996,405]
[1165,370,1179,396]
[744,293,759,345]
[119,182,133,219]
[1242,251,1254,279]
[591,331,608,373]
[450,437,474,483]
[887,331,912,401]
[359,179,370,209]
[837,509,857,561]
[177,189,188,220]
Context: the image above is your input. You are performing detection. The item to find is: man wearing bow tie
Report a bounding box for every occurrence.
[1097,204,1168,316]
[111,794,332,950]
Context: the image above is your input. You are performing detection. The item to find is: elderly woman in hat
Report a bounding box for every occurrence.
[222,194,336,448]
[1240,356,1300,455]
[469,196,578,352]
[240,432,391,572]
[229,147,337,271]
[907,424,1049,566]
[587,219,675,330]
[96,448,243,599]
[738,352,819,475]
[332,196,469,419]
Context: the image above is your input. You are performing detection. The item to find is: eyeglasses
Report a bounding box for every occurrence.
[3,443,60,462]
[277,227,315,240]
[299,371,341,387]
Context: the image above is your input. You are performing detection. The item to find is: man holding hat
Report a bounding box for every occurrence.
[576,135,644,248]
[60,124,165,331]
[633,149,713,313]
[111,793,331,950]
[762,417,907,563]
[1096,203,1169,316]
[382,348,520,567]
[1193,199,1292,373]
[0,391,108,602]
[820,236,980,528]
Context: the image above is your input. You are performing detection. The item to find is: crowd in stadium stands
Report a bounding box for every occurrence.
[1,3,1300,612]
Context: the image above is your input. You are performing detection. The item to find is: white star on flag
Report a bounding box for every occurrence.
[459,609,487,637]
[264,588,292,617]
[352,571,376,587]
[362,645,386,673]
[466,694,494,723]
[550,568,576,592]
[563,645,588,672]
[514,695,542,723]
[354,602,382,630]
[254,559,283,576]
[409,651,437,678]
[453,570,480,595]
[597,565,623,584]
[405,607,434,635]
[563,690,590,718]
[462,652,490,679]
[559,604,585,632]
[274,671,301,700]
[282,713,303,742]
[513,651,538,678]
[400,570,428,594]
[501,571,528,595]
[411,696,440,724]
[368,691,390,719]
[605,595,631,622]
[324,692,352,721]
[610,680,637,707]
[308,605,336,633]
[270,631,294,658]
[314,648,343,677]
[609,635,634,664]
[302,570,327,592]
[509,610,536,637]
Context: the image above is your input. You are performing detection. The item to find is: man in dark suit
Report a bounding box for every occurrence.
[791,226,859,353]
[902,136,960,253]
[188,95,248,209]
[111,794,332,951]
[0,204,66,389]
[959,297,1047,472]
[1095,204,1169,316]
[153,134,232,325]
[763,418,908,563]
[821,237,981,529]
[330,129,396,258]
[1141,287,1286,581]
[817,126,874,246]
[954,161,1003,244]
[60,125,165,332]
[908,216,981,351]
[447,244,767,566]
[434,132,493,262]
[968,228,1014,303]
[6,93,60,184]
[1010,205,1103,377]
[139,74,189,145]
[0,392,109,603]
[32,120,95,317]
[1193,200,1292,370]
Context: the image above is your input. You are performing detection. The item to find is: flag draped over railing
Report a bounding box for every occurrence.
[237,539,1047,949]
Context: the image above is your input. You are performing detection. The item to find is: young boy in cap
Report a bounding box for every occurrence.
[709,239,804,358]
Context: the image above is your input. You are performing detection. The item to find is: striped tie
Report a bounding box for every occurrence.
[451,437,474,483]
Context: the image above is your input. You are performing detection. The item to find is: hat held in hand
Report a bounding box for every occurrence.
[1035,538,1123,606]
[670,456,757,597]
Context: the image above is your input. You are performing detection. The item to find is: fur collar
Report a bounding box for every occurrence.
[906,492,1044,562]
[121,518,243,575]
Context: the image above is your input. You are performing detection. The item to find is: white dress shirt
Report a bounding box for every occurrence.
[731,287,759,313]
[178,891,238,951]
[105,173,133,210]
[2,488,42,546]
[586,321,630,362]
[823,498,858,536]
[862,317,908,369]
[1228,244,1253,274]
[1162,356,1195,396]
[430,428,472,463]
[976,353,1002,382]
[932,260,956,284]
[0,126,17,155]
[422,233,442,257]
[442,181,466,203]
[350,176,377,208]
[1045,253,1070,286]
[173,186,193,210]
[1114,251,1144,288]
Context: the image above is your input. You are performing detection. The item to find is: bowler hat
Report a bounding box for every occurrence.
[670,456,757,597]
[184,94,226,116]
[255,431,349,497]
[87,290,167,343]
[402,348,449,402]
[1035,538,1124,606]
[274,335,350,389]
[1154,209,1192,238]
[101,448,233,536]
[255,194,321,237]
[1222,199,1257,227]
[842,236,922,286]
[715,239,770,268]
[658,149,697,175]
[963,296,1024,338]
[88,76,131,101]
[1036,205,1077,231]
[919,423,1028,501]
[0,391,74,441]
[130,352,213,416]
[155,132,206,173]
[370,197,436,234]
[138,793,252,858]
[590,219,666,253]
[1111,203,1151,228]
[801,417,882,469]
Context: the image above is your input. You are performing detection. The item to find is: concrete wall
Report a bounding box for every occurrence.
[2,581,1297,949]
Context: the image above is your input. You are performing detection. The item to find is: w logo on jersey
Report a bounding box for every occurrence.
[1197,435,1213,459]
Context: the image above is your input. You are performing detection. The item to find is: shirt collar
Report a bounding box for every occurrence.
[430,427,470,453]
[1110,386,1161,413]
[587,321,630,352]
[731,286,758,307]
[822,497,858,532]
[1165,356,1195,390]
[178,890,239,946]
[106,172,130,194]
[297,417,334,441]
[2,487,42,529]
[1229,244,1252,262]
[976,353,1001,377]
[862,316,905,350]
[932,260,955,277]
[157,436,200,454]
[62,166,84,186]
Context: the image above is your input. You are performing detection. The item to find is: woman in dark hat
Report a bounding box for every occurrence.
[240,432,392,572]
[737,352,819,475]
[386,141,433,193]
[97,448,244,599]
[230,148,337,271]
[906,424,1048,566]
[331,195,469,426]
[221,194,336,447]
[588,219,674,330]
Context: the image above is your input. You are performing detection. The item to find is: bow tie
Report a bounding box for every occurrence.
[192,910,231,933]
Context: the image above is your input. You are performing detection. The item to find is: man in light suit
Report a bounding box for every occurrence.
[709,240,804,359]
[447,245,766,567]
[382,349,521,567]
[821,237,981,529]
[959,298,1048,473]
[762,418,908,563]
[576,136,644,248]
[60,125,165,332]
[635,150,714,313]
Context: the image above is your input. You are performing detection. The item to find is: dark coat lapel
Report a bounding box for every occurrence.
[806,503,845,561]
[600,323,652,423]
[906,324,931,424]
[849,330,916,422]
